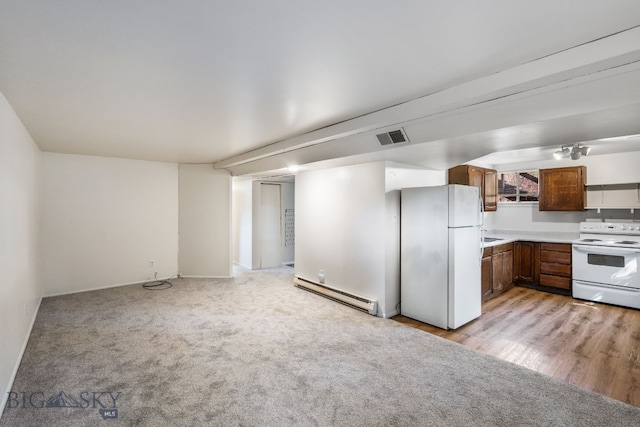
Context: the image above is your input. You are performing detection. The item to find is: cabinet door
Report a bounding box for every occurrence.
[481,255,492,300]
[515,242,536,284]
[468,166,484,189]
[448,165,470,186]
[492,249,514,293]
[448,165,497,212]
[492,252,505,292]
[484,169,497,211]
[539,166,586,211]
[503,249,513,289]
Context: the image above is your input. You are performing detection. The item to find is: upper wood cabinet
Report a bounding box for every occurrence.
[483,169,497,211]
[538,166,586,211]
[448,165,498,211]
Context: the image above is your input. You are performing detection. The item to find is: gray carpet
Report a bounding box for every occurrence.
[2,266,639,426]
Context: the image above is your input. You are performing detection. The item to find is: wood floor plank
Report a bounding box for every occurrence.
[393,286,640,407]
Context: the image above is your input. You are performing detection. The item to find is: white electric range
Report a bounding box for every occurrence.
[572,221,640,310]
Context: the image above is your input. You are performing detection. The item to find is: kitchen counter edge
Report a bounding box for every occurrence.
[482,231,579,248]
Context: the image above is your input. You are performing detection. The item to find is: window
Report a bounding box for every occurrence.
[498,170,539,202]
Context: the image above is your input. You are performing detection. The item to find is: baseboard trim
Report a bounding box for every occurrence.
[179,275,232,279]
[44,275,178,297]
[232,261,251,269]
[1,296,42,421]
[381,308,399,319]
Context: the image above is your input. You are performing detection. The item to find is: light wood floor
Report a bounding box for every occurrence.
[393,286,640,408]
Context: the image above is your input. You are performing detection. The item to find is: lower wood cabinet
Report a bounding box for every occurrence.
[481,248,492,300]
[539,243,572,290]
[514,241,539,284]
[514,241,572,293]
[481,243,514,302]
[484,240,572,302]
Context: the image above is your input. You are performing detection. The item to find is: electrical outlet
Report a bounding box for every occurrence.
[148,260,155,268]
[24,303,28,317]
[318,270,325,284]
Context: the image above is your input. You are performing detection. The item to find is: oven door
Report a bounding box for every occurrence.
[572,244,640,289]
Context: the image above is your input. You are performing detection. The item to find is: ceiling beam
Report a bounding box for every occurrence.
[214,26,640,174]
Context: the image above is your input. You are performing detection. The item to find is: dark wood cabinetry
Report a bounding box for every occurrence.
[492,244,513,294]
[481,248,492,300]
[514,241,539,284]
[448,165,498,212]
[483,168,497,211]
[539,243,572,290]
[539,166,586,211]
[514,241,572,293]
[481,243,514,302]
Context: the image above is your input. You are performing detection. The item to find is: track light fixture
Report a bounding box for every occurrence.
[553,146,570,160]
[553,143,590,160]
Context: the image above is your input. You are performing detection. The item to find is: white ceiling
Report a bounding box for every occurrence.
[2,1,640,176]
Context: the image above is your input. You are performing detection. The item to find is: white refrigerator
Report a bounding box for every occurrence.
[400,185,482,329]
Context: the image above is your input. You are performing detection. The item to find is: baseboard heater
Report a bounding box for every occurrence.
[293,276,378,316]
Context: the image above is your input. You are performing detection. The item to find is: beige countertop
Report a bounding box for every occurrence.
[482,230,580,248]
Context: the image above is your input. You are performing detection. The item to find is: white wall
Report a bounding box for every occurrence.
[484,204,592,233]
[295,162,396,316]
[41,153,179,295]
[179,164,231,277]
[385,190,401,316]
[232,178,253,269]
[385,163,445,191]
[484,200,636,233]
[493,151,640,185]
[383,163,443,315]
[0,92,42,412]
[484,151,640,231]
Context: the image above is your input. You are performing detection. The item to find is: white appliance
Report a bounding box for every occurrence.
[572,221,640,309]
[400,185,482,329]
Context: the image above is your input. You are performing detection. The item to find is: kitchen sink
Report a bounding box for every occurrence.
[482,237,503,242]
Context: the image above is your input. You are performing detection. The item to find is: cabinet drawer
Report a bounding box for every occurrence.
[540,262,571,277]
[540,243,571,253]
[539,274,571,290]
[540,250,571,265]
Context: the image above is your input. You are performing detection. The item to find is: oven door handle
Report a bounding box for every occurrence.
[573,244,640,256]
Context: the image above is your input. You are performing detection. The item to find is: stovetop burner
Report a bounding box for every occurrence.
[576,222,640,248]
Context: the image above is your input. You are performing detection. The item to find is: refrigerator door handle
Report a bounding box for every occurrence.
[478,196,484,263]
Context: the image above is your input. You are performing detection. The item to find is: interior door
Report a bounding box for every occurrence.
[260,183,282,268]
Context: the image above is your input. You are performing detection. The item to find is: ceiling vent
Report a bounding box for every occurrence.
[376,128,409,146]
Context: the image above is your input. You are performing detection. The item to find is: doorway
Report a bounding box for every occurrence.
[231,177,295,270]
